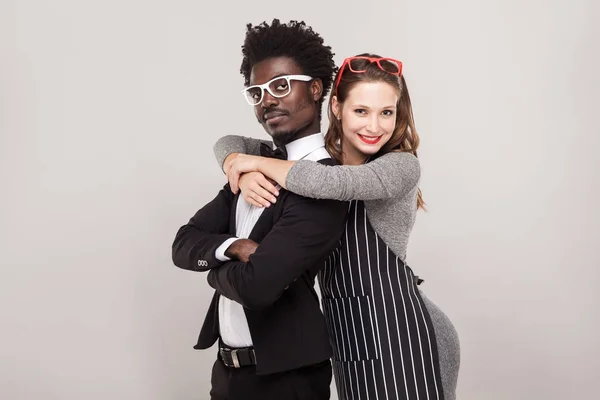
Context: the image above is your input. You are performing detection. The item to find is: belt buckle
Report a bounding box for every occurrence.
[230,349,240,368]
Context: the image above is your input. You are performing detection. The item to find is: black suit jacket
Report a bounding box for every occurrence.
[172,158,348,375]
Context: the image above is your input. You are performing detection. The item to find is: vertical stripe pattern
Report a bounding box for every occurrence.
[319,200,445,400]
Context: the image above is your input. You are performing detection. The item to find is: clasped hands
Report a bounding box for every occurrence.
[223,153,279,208]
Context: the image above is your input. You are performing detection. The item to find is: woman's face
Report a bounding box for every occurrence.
[332,81,399,165]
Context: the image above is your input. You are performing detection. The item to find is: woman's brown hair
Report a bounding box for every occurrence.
[324,54,425,209]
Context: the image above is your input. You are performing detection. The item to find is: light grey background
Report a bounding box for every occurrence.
[1,0,598,399]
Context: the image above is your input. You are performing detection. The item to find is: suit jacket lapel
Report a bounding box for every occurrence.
[230,192,239,235]
[229,190,274,242]
[247,193,282,242]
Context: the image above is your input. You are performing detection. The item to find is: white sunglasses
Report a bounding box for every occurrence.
[242,74,313,105]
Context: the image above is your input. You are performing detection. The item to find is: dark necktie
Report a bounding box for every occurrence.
[259,142,288,160]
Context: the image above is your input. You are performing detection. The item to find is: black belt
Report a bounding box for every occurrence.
[218,343,257,368]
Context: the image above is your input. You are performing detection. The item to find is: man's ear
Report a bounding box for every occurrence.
[331,95,341,120]
[311,78,323,102]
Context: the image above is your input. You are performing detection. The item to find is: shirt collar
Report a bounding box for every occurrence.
[283,132,325,161]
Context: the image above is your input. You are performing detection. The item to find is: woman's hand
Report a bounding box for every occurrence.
[224,152,292,198]
[226,154,263,193]
[222,153,239,176]
[237,172,279,208]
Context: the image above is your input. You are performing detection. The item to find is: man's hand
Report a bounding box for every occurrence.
[224,238,258,262]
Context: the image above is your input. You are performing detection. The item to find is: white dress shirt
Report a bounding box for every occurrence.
[214,132,329,347]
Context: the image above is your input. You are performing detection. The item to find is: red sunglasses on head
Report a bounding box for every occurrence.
[334,56,403,92]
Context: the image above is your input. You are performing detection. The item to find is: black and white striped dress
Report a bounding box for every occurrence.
[319,200,445,400]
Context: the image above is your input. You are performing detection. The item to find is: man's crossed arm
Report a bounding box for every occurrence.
[172,185,347,310]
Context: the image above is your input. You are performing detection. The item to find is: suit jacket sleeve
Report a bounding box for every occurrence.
[171,184,237,272]
[206,194,347,310]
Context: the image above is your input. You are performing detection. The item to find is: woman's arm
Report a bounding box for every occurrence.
[284,152,421,201]
[227,151,420,202]
[213,135,273,172]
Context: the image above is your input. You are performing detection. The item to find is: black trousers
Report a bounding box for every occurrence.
[209,357,332,400]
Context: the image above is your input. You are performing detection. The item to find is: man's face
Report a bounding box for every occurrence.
[249,57,319,145]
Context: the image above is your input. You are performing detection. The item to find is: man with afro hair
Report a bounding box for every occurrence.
[172,19,347,400]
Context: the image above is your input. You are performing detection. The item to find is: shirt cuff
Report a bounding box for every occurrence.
[215,237,239,262]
